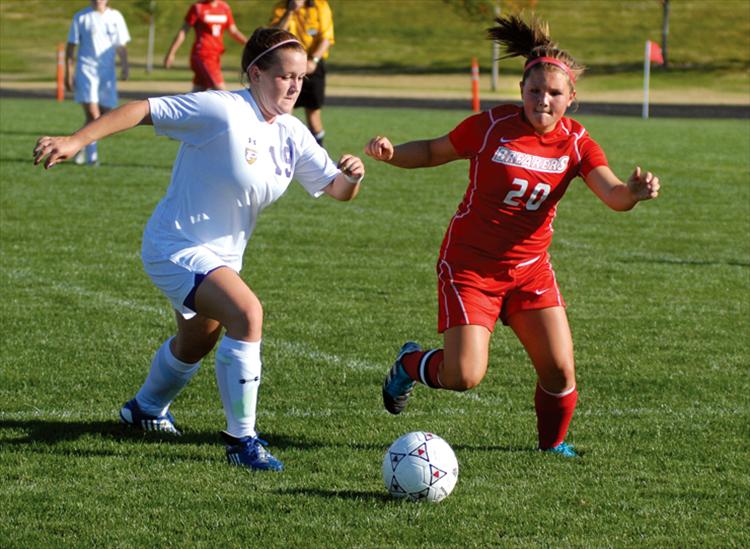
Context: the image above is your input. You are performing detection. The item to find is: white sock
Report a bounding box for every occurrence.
[135,338,201,417]
[85,141,98,164]
[215,336,261,438]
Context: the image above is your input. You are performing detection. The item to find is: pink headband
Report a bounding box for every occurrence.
[246,39,302,70]
[524,56,576,84]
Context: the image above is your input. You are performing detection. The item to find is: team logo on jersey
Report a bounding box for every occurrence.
[492,146,569,174]
[245,137,257,165]
[203,14,228,24]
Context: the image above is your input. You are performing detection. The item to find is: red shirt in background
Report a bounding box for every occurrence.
[186,0,236,59]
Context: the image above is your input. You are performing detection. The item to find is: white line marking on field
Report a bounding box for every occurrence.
[3,267,166,316]
[269,339,380,371]
[3,266,380,371]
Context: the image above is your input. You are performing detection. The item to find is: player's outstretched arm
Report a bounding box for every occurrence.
[365,134,460,169]
[33,100,152,169]
[164,24,190,68]
[584,165,660,211]
[228,24,247,45]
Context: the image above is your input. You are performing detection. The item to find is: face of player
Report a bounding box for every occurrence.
[91,0,108,11]
[520,68,576,134]
[250,48,307,122]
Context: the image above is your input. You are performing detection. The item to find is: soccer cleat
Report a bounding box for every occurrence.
[73,150,86,165]
[119,398,181,435]
[382,341,422,415]
[541,441,579,458]
[221,431,284,472]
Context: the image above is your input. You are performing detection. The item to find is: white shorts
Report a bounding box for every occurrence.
[141,241,229,319]
[74,62,118,108]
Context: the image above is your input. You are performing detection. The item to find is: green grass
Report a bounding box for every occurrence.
[1,97,749,547]
[1,0,749,96]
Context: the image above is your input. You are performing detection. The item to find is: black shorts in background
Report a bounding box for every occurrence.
[296,60,326,110]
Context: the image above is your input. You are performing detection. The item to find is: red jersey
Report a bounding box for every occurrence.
[186,1,235,58]
[441,104,608,266]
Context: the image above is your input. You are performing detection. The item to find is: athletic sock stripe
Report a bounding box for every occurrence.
[419,350,439,387]
[538,383,577,398]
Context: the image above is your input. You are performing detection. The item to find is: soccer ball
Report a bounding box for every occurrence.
[382,431,459,502]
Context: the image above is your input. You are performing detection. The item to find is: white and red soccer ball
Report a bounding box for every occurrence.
[382,431,459,502]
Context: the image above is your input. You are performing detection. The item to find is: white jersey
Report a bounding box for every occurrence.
[67,6,130,69]
[143,89,340,273]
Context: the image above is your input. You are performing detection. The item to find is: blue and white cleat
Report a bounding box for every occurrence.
[221,431,284,472]
[119,398,181,435]
[382,341,422,415]
[542,441,579,458]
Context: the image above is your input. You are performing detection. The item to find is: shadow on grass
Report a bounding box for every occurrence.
[0,155,170,170]
[269,432,385,452]
[269,432,533,455]
[0,418,221,446]
[273,486,391,502]
[1,420,543,464]
[616,256,750,268]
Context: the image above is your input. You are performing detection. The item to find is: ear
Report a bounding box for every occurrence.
[248,65,261,82]
[567,88,576,107]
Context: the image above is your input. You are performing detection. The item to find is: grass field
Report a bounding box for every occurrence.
[1,97,749,547]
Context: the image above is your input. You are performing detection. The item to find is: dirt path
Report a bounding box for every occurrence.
[2,73,748,118]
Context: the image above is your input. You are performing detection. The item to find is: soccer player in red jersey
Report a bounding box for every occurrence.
[366,15,660,458]
[164,0,247,91]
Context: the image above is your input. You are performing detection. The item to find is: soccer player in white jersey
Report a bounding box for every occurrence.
[34,28,365,472]
[66,0,130,166]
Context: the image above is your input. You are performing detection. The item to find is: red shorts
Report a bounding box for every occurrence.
[437,253,565,333]
[190,53,223,90]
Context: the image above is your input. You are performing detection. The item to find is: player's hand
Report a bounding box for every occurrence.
[121,65,129,81]
[287,0,304,11]
[33,135,81,169]
[337,154,365,184]
[65,73,73,92]
[365,136,394,162]
[627,166,660,201]
[163,54,174,69]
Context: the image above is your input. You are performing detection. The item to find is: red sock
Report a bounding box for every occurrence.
[535,384,578,449]
[401,349,444,388]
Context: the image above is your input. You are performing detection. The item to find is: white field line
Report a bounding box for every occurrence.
[3,267,380,370]
[4,267,166,316]
[269,340,380,371]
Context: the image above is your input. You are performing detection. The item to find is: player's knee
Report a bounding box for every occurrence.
[538,359,576,393]
[172,331,219,363]
[225,302,263,340]
[449,376,481,392]
[441,361,485,391]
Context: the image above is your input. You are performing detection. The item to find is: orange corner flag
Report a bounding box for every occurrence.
[471,57,480,113]
[649,41,664,65]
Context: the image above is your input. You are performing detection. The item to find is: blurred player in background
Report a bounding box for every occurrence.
[366,15,660,458]
[270,0,334,146]
[34,28,365,472]
[66,0,130,166]
[164,0,247,91]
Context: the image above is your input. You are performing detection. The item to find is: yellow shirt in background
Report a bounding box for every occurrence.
[270,1,335,60]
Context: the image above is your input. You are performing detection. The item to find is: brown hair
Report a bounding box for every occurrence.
[487,15,585,87]
[241,27,305,75]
